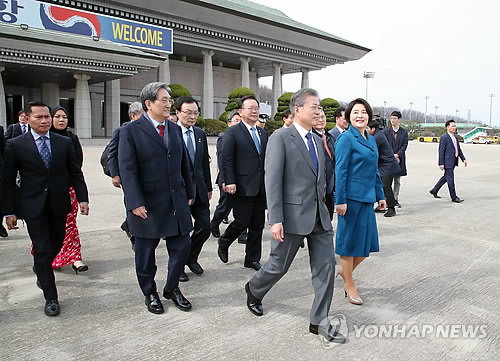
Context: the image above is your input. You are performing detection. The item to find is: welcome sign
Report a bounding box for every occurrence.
[0,0,173,53]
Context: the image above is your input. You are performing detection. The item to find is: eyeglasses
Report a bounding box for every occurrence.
[181,110,200,117]
[157,98,174,106]
[241,107,260,112]
[300,105,323,112]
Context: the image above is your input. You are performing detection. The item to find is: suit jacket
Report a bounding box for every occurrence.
[312,128,335,203]
[186,126,212,205]
[118,114,194,239]
[107,121,130,177]
[215,133,224,187]
[5,123,29,140]
[374,129,401,177]
[438,133,466,169]
[265,126,331,235]
[2,131,88,219]
[328,126,343,144]
[222,121,268,197]
[383,126,408,176]
[335,126,384,205]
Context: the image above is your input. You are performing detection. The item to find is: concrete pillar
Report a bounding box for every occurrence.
[158,56,170,85]
[201,49,214,119]
[105,79,120,136]
[272,62,282,118]
[0,66,6,128]
[301,68,310,89]
[240,56,251,88]
[41,83,60,107]
[73,74,92,139]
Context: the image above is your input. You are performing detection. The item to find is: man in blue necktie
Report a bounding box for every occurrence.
[2,101,89,317]
[218,95,268,271]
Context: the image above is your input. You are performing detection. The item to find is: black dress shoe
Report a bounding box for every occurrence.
[374,208,386,213]
[245,282,263,316]
[145,293,164,314]
[188,262,204,275]
[218,241,229,263]
[179,271,189,282]
[222,217,229,224]
[309,323,346,343]
[44,299,60,316]
[395,201,401,208]
[237,232,248,244]
[244,261,262,271]
[452,197,464,203]
[163,288,192,311]
[211,228,221,238]
[0,225,8,238]
[384,208,396,217]
[429,190,441,198]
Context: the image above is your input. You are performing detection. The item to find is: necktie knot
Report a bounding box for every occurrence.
[157,124,165,137]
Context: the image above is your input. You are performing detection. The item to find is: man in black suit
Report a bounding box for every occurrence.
[118,82,194,314]
[2,101,89,316]
[0,124,7,237]
[312,110,335,220]
[430,119,468,202]
[107,101,143,251]
[218,95,268,271]
[175,96,212,281]
[5,110,29,139]
[383,111,408,208]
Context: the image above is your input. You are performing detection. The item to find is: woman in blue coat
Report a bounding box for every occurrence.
[335,98,386,305]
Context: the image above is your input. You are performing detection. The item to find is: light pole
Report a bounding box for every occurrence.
[489,94,495,127]
[383,100,387,118]
[434,105,438,122]
[455,109,459,120]
[424,96,430,123]
[409,101,413,120]
[363,71,375,101]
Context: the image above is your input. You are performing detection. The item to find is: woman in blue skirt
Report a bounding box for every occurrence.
[334,98,386,305]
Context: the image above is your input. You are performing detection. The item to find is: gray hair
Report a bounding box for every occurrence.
[128,101,143,119]
[140,82,171,111]
[227,110,239,123]
[290,88,319,117]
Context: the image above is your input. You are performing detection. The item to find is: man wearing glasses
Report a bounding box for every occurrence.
[118,82,195,315]
[218,95,268,271]
[175,96,212,282]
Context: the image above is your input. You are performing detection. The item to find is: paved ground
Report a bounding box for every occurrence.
[0,138,499,360]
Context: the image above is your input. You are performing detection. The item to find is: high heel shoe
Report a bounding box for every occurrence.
[72,262,88,275]
[344,289,363,305]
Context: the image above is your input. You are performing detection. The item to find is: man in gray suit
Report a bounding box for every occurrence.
[245,88,345,343]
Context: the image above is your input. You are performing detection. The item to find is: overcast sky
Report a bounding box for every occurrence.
[253,0,500,126]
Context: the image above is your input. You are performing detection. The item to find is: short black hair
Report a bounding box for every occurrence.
[334,106,346,118]
[445,119,456,127]
[282,109,291,119]
[345,98,373,124]
[175,96,199,112]
[24,101,49,116]
[237,95,259,109]
[391,110,402,119]
[367,119,378,129]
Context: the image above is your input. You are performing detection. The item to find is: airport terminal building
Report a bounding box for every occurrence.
[0,0,370,138]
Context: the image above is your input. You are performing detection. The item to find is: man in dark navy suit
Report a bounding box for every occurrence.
[3,101,89,316]
[175,96,212,281]
[5,110,29,139]
[118,82,195,314]
[430,120,468,202]
[218,95,268,271]
[0,124,7,237]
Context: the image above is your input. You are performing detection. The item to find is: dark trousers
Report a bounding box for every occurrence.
[134,234,191,295]
[220,193,265,263]
[211,187,231,228]
[381,175,397,208]
[26,212,67,300]
[432,167,457,200]
[187,191,211,265]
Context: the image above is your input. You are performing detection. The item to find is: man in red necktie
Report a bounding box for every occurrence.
[430,120,468,202]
